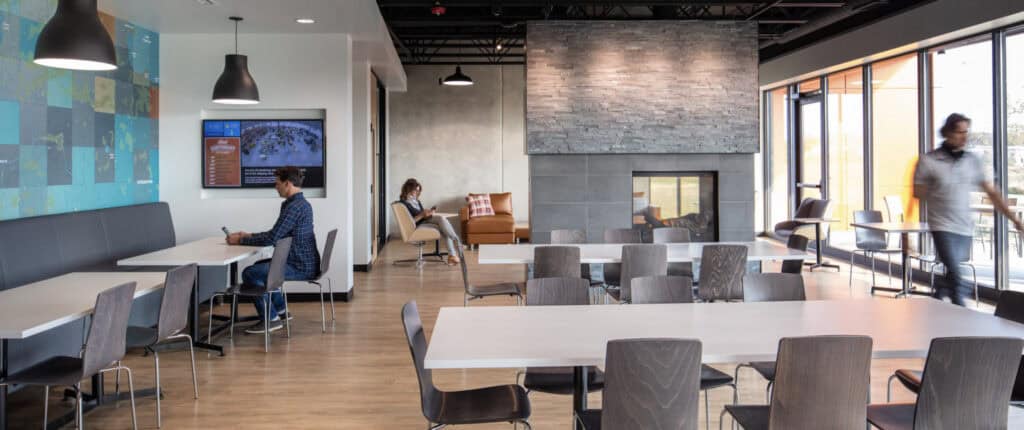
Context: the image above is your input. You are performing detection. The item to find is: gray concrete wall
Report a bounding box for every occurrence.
[529,153,755,244]
[526,21,760,154]
[389,65,528,233]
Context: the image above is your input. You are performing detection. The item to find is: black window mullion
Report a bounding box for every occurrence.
[863,65,873,211]
[994,29,1010,291]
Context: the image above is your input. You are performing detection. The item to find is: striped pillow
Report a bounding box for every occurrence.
[466,194,495,218]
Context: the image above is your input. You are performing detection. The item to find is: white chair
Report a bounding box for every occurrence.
[391,202,445,268]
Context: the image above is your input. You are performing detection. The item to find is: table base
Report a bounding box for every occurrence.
[573,366,588,430]
[806,261,841,272]
[871,285,933,298]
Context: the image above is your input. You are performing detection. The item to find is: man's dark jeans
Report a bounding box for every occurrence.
[931,231,972,307]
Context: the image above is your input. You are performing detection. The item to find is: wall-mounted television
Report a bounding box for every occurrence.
[202,119,325,188]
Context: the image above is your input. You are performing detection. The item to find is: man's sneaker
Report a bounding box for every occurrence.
[245,319,284,334]
[277,311,294,321]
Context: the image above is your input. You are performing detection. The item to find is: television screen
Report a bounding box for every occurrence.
[202,119,325,188]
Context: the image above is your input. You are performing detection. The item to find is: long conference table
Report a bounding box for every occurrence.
[477,241,810,264]
[0,272,167,430]
[425,299,1024,429]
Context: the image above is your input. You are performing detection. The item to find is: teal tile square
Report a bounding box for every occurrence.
[0,11,21,60]
[18,185,43,217]
[18,143,43,186]
[133,182,156,203]
[0,0,22,15]
[0,99,17,144]
[46,69,71,108]
[46,184,70,214]
[0,187,17,220]
[148,148,157,185]
[72,146,92,185]
[17,16,40,62]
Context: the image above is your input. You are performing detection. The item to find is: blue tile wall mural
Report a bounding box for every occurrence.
[0,0,159,220]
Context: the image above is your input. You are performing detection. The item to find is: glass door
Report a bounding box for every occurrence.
[796,91,824,202]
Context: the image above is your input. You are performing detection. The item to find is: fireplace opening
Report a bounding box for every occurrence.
[632,171,718,242]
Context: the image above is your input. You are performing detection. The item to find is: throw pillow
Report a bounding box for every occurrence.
[466,194,495,218]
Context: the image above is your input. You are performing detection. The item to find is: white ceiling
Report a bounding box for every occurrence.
[97,0,406,89]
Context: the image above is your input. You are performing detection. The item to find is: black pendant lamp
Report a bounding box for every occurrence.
[439,65,473,86]
[212,16,260,105]
[33,0,117,71]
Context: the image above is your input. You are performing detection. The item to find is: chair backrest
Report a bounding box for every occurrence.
[742,273,805,302]
[533,246,582,279]
[620,244,668,303]
[769,336,872,429]
[697,245,747,301]
[652,227,690,244]
[631,276,694,304]
[265,237,294,293]
[551,229,586,244]
[318,229,339,278]
[602,338,701,430]
[852,210,887,248]
[780,234,809,274]
[82,282,137,377]
[883,195,904,222]
[914,337,1023,429]
[391,202,418,242]
[401,301,443,423]
[793,198,815,218]
[156,264,198,340]
[604,228,642,244]
[526,277,590,306]
[994,290,1024,324]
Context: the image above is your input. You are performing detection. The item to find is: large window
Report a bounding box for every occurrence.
[826,68,865,250]
[929,37,996,286]
[872,54,920,222]
[1008,28,1024,291]
[768,88,790,228]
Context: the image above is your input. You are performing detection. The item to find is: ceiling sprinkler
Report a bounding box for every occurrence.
[431,1,446,16]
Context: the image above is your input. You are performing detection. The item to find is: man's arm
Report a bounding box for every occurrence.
[912,158,929,200]
[981,182,1024,232]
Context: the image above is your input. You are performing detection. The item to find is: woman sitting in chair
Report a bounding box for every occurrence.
[400,178,461,265]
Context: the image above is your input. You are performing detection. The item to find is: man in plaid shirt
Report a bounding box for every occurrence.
[228,166,320,333]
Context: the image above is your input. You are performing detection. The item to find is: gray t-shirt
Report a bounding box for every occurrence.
[913,147,989,236]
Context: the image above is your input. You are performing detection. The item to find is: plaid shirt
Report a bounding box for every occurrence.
[241,192,320,279]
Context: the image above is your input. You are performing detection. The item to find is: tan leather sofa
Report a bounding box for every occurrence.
[459,192,516,246]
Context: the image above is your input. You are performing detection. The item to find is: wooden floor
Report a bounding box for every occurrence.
[6,239,1022,429]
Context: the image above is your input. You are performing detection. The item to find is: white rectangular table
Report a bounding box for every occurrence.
[851,222,931,298]
[0,272,166,430]
[477,241,810,264]
[118,237,270,355]
[425,299,1024,428]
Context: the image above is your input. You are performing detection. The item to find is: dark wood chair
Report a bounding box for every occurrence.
[733,273,806,403]
[779,234,809,274]
[551,229,600,288]
[870,336,1023,429]
[402,301,532,429]
[849,210,899,289]
[457,244,523,306]
[653,227,695,279]
[697,245,747,302]
[580,338,702,430]
[606,244,667,303]
[722,335,872,430]
[601,228,642,289]
[533,246,582,279]
[223,237,293,352]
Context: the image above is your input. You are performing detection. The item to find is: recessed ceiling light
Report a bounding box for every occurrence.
[296,18,315,24]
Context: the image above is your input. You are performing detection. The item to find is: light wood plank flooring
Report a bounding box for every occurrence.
[5,240,1021,429]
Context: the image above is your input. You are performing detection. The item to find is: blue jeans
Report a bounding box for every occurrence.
[931,231,972,307]
[242,260,305,321]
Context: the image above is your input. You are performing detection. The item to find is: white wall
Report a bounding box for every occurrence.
[160,33,355,293]
[760,0,1024,87]
[352,61,373,266]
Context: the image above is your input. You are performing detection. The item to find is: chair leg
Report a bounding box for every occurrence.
[848,251,856,289]
[124,366,138,430]
[230,295,237,340]
[183,335,199,399]
[115,362,120,397]
[75,382,82,430]
[766,380,773,404]
[264,300,270,353]
[869,253,877,288]
[318,283,327,333]
[704,390,710,430]
[42,385,48,430]
[887,253,893,286]
[719,408,729,430]
[208,294,217,342]
[282,288,292,338]
[327,277,336,322]
[887,374,896,402]
[154,351,161,428]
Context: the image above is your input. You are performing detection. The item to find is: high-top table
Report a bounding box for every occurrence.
[118,237,270,355]
[477,241,810,264]
[425,299,1024,429]
[0,272,166,430]
[792,217,840,271]
[850,222,931,298]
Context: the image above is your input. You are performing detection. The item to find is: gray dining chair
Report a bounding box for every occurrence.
[869,337,1023,430]
[606,244,667,304]
[551,228,604,301]
[850,210,899,289]
[121,264,199,428]
[457,244,523,306]
[579,338,702,430]
[402,301,533,429]
[631,275,736,430]
[305,228,338,332]
[223,237,293,352]
[887,290,1024,404]
[779,234,809,275]
[697,245,747,302]
[733,273,806,402]
[520,278,605,398]
[533,246,582,279]
[0,283,139,430]
[721,335,872,430]
[602,228,642,288]
[653,227,694,279]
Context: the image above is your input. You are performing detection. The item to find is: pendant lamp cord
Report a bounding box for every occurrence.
[234,19,238,54]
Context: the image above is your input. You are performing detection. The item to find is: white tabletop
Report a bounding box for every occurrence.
[0,272,167,339]
[477,241,810,264]
[117,237,270,267]
[851,222,930,234]
[424,299,1024,369]
[792,218,838,223]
